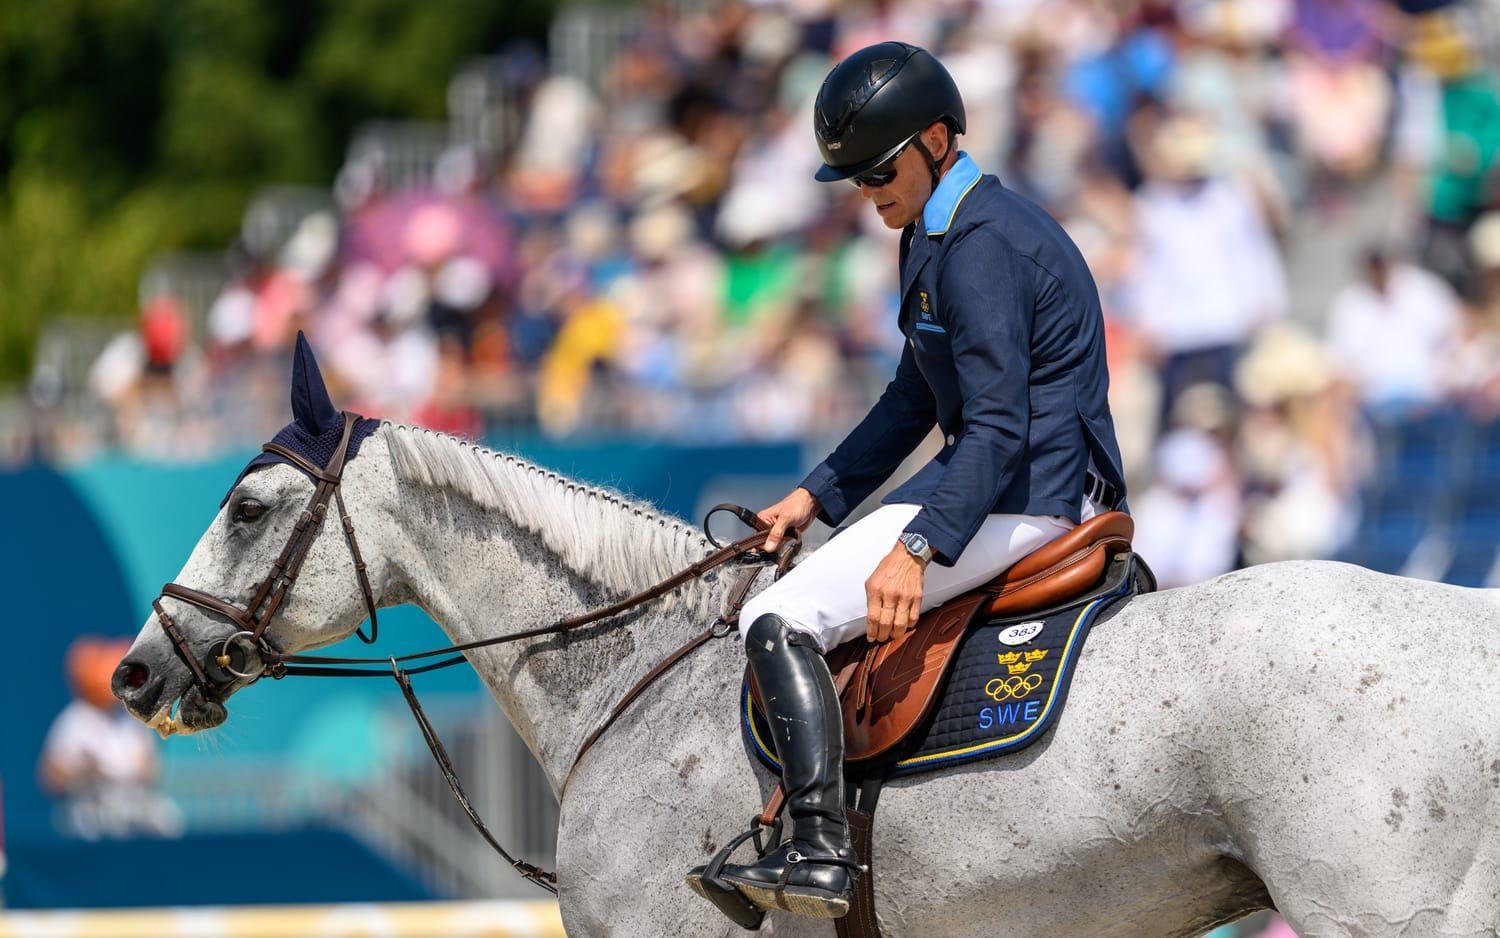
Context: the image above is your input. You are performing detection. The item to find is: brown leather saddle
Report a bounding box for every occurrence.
[749,510,1134,763]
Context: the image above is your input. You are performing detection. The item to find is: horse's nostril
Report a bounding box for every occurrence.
[122,661,149,691]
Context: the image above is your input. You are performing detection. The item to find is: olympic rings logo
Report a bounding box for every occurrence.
[984,674,1042,701]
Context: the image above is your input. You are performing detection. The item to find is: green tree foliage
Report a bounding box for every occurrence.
[0,0,555,384]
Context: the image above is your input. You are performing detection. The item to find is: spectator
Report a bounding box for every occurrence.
[1125,113,1288,424]
[139,294,190,379]
[1323,246,1462,415]
[1131,428,1244,588]
[1235,325,1361,564]
[39,637,182,840]
[1452,212,1500,417]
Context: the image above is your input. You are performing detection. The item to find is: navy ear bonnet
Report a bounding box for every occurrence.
[221,332,380,506]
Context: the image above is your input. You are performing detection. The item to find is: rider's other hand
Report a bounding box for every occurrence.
[758,487,820,552]
[865,542,926,643]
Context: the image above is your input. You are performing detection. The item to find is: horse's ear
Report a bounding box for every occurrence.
[289,331,339,434]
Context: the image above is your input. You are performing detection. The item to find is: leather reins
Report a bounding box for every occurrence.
[148,414,798,894]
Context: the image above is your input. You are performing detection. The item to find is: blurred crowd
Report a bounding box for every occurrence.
[20,0,1500,588]
[37,637,181,841]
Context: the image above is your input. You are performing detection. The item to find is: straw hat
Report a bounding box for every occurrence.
[1234,323,1335,407]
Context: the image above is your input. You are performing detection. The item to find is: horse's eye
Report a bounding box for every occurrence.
[234,499,267,523]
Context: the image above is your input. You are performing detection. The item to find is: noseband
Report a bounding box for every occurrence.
[152,411,380,698]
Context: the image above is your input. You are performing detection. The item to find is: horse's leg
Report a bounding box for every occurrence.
[1184,565,1500,938]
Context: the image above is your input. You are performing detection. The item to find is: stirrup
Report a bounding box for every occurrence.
[684,819,776,930]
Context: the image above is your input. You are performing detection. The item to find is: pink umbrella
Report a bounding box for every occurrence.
[344,190,516,286]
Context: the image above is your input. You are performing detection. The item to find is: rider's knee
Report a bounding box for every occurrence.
[742,610,824,656]
[742,610,786,650]
[737,594,771,644]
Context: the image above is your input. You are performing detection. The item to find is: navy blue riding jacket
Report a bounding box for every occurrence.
[799,153,1128,566]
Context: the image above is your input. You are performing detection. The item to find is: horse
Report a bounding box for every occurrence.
[114,402,1500,936]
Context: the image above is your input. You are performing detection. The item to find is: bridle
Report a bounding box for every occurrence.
[148,411,797,894]
[152,412,379,696]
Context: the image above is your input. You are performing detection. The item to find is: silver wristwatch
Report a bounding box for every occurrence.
[899,531,934,564]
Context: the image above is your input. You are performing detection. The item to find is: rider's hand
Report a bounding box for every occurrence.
[866,542,927,643]
[758,487,821,552]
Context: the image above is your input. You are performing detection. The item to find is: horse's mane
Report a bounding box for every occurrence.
[381,422,718,614]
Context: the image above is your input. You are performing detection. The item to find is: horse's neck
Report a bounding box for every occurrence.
[391,465,726,793]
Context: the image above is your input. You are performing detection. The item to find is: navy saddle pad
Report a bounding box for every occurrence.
[745,552,1152,780]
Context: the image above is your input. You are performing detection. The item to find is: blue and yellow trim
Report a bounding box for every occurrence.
[745,680,779,771]
[922,152,983,238]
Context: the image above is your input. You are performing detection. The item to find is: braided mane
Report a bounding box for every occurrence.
[381,423,719,616]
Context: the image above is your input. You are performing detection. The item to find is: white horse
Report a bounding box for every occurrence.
[115,420,1500,937]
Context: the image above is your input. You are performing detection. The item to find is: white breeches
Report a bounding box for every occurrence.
[739,499,1100,653]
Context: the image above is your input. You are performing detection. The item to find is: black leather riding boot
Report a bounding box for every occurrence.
[716,613,859,918]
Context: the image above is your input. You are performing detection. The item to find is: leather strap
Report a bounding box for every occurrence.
[262,443,336,482]
[572,626,717,772]
[393,660,558,893]
[757,784,787,829]
[334,486,379,644]
[837,807,882,938]
[569,556,775,778]
[274,525,797,671]
[152,598,217,692]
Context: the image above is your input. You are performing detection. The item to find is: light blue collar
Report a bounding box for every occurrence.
[921,152,983,237]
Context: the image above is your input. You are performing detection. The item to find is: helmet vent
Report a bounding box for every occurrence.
[819,55,905,139]
[867,57,899,85]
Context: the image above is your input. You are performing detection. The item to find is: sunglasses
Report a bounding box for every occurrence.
[849,139,914,189]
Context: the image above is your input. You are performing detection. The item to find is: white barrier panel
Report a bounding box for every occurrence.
[0,900,565,938]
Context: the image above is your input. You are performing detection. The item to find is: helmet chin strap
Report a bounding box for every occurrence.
[914,126,954,194]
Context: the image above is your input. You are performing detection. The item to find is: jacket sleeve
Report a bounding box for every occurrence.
[799,339,937,526]
[902,229,1036,565]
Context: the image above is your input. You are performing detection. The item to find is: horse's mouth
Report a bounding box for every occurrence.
[145,684,228,738]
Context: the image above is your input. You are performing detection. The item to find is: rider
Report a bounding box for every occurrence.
[692,42,1129,919]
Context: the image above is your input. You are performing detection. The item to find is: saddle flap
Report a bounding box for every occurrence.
[839,592,987,760]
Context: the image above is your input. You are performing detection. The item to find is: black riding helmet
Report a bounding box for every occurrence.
[813,42,967,183]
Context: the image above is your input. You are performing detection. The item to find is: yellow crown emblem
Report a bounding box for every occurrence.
[1006,661,1032,675]
[1023,649,1048,663]
[996,651,1021,666]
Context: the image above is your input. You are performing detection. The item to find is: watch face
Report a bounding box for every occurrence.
[905,533,928,554]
